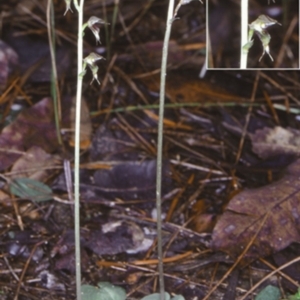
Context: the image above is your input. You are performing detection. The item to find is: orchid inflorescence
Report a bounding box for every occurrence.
[64,1,108,85]
[243,14,281,62]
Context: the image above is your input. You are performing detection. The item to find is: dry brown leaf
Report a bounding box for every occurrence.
[0,189,10,203]
[192,213,216,233]
[0,97,59,171]
[211,158,300,259]
[10,146,61,181]
[250,126,300,159]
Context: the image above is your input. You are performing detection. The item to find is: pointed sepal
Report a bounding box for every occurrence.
[64,0,73,16]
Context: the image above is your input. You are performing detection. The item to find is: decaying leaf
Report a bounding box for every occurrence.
[211,158,300,259]
[10,146,61,181]
[53,221,152,258]
[250,126,300,159]
[86,221,153,256]
[93,159,171,201]
[0,98,59,171]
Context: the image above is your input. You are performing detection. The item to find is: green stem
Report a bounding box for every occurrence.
[74,0,85,299]
[109,0,119,61]
[90,101,257,116]
[240,0,248,68]
[47,0,62,145]
[156,0,175,299]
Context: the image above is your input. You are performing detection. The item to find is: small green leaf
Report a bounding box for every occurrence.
[141,293,171,300]
[9,178,53,202]
[81,285,98,299]
[81,282,126,300]
[255,285,280,300]
[285,287,300,300]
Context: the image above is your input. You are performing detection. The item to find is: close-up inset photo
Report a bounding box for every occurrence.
[207,0,299,69]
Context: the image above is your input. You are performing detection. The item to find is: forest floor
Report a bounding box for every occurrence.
[0,0,299,299]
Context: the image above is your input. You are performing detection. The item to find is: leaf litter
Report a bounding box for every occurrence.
[211,157,300,259]
[0,1,300,299]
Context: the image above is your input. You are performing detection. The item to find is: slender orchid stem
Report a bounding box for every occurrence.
[74,0,85,299]
[156,0,175,299]
[240,0,249,68]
